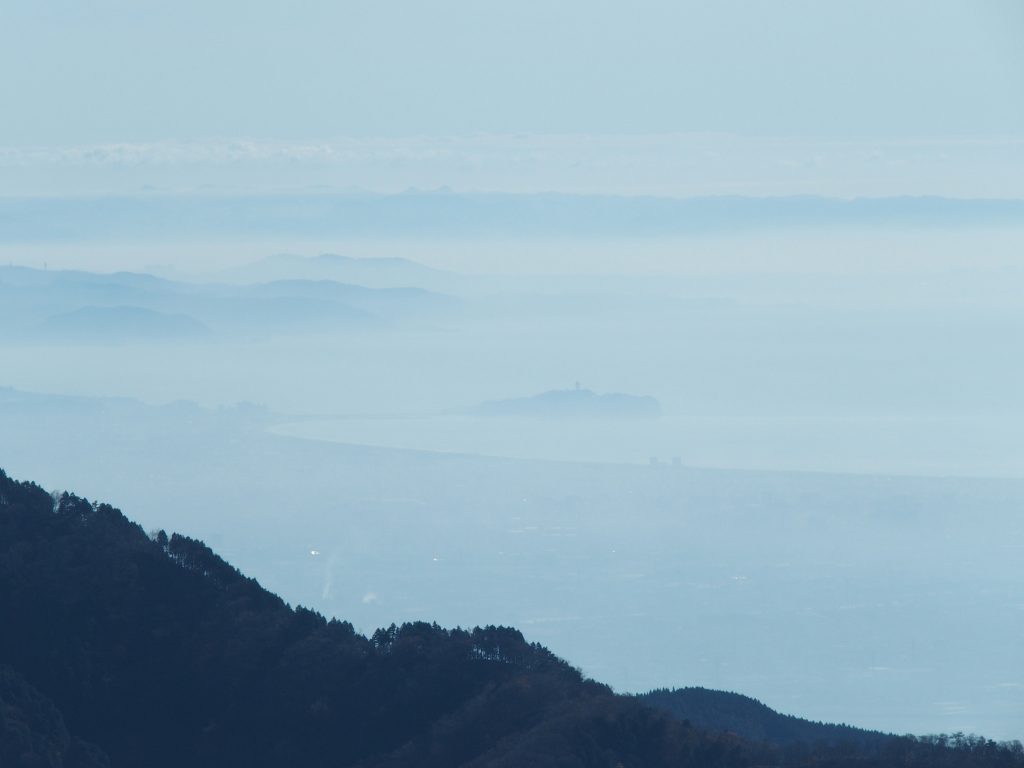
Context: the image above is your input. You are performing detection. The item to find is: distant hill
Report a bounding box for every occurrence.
[226,253,451,290]
[476,387,661,419]
[639,687,896,748]
[247,278,457,315]
[34,305,211,343]
[0,265,171,292]
[0,266,457,341]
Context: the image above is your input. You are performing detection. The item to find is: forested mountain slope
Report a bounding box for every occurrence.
[640,687,896,747]
[0,468,1020,768]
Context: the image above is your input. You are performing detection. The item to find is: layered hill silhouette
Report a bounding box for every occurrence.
[640,688,894,748]
[34,305,211,343]
[0,265,456,343]
[1,467,1021,768]
[225,253,451,290]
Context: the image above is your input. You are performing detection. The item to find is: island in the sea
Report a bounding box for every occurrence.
[474,386,661,419]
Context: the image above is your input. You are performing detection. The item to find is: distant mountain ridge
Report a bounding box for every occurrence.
[3,193,1024,244]
[34,305,211,343]
[226,253,449,289]
[0,265,457,342]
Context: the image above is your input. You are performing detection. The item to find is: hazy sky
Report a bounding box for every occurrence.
[2,1,1023,198]
[4,133,1024,198]
[3,0,1022,144]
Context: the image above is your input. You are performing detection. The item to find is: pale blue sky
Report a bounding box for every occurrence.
[3,0,1023,145]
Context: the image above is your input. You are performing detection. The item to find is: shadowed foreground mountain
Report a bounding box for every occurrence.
[640,688,899,748]
[1,469,1021,768]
